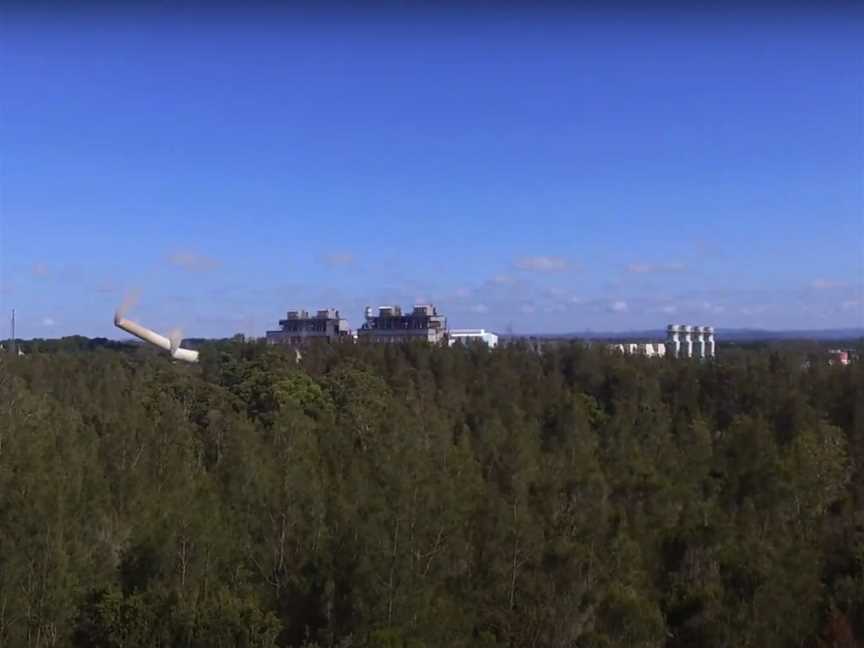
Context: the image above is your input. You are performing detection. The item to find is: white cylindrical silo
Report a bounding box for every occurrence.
[681,325,693,358]
[694,326,706,359]
[666,324,681,358]
[705,326,715,358]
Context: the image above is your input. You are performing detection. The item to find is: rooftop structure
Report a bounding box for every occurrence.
[266,308,350,346]
[449,328,498,348]
[357,304,447,344]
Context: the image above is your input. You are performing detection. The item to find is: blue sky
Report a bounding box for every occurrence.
[1,4,862,338]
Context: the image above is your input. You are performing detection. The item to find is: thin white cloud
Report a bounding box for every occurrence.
[42,317,56,327]
[520,304,537,314]
[32,263,50,278]
[841,299,861,311]
[322,252,355,268]
[470,304,489,314]
[94,281,119,295]
[116,290,140,319]
[660,305,678,314]
[168,250,221,272]
[701,301,725,314]
[515,256,569,272]
[809,279,845,290]
[609,300,628,313]
[626,262,686,274]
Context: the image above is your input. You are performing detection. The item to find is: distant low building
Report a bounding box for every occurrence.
[449,328,498,348]
[608,342,665,357]
[828,349,850,366]
[357,304,447,343]
[266,309,350,346]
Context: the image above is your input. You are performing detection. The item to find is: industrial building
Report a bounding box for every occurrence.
[357,304,447,344]
[666,325,715,359]
[607,325,715,360]
[449,328,498,348]
[609,342,666,357]
[265,309,350,346]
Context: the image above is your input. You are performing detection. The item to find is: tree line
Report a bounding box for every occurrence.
[1,337,863,647]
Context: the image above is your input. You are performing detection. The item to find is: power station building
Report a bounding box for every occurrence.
[666,325,715,359]
[265,309,351,346]
[357,304,447,344]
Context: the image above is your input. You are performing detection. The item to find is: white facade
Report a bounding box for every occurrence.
[608,342,666,357]
[645,342,666,358]
[449,329,498,348]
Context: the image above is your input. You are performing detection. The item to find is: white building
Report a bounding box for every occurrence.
[645,342,666,358]
[608,342,666,357]
[449,329,498,348]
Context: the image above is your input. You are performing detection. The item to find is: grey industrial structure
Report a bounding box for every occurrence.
[357,305,447,343]
[265,305,448,346]
[265,309,350,345]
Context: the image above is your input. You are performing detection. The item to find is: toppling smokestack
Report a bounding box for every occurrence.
[113,307,199,363]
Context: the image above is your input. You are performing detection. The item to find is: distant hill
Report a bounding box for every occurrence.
[503,328,864,343]
[715,328,864,342]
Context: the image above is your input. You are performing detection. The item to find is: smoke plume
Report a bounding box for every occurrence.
[115,290,140,321]
[167,328,184,353]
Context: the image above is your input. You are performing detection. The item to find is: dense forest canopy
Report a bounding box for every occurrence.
[1,338,863,647]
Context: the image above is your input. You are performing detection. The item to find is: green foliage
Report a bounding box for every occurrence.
[0,340,862,646]
[71,587,280,647]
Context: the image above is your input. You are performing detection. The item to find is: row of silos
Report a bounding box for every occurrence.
[666,325,715,359]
